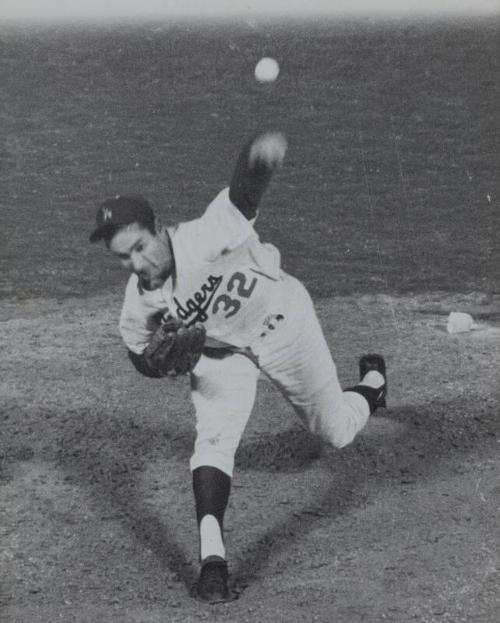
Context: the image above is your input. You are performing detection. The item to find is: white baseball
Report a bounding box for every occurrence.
[254,57,280,83]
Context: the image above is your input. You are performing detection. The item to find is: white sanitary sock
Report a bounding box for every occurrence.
[359,370,384,389]
[199,514,225,561]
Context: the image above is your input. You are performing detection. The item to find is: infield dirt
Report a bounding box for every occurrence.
[1,291,499,622]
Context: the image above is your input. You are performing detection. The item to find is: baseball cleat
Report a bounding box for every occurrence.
[359,353,387,409]
[195,555,229,603]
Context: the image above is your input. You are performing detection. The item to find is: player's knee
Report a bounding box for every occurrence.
[321,426,356,450]
[311,406,360,449]
[190,442,236,478]
[315,396,369,449]
[303,413,356,449]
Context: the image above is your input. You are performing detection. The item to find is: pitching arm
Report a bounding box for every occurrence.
[229,131,288,220]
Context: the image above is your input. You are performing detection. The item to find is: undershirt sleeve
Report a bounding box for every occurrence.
[127,349,162,378]
[229,133,275,220]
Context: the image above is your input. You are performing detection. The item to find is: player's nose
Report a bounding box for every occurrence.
[130,253,146,274]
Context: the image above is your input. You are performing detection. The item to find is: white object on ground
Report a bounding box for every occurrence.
[446,311,474,333]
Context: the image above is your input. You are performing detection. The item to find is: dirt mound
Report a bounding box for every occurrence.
[1,292,499,622]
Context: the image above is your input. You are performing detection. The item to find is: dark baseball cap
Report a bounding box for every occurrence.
[89,195,155,243]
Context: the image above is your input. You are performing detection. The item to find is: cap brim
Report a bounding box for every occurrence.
[89,227,106,243]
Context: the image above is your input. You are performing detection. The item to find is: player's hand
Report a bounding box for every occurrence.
[143,318,206,377]
[249,131,288,170]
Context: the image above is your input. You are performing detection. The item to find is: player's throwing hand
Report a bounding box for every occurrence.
[249,131,288,169]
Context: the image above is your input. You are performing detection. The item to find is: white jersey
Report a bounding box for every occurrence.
[119,188,288,354]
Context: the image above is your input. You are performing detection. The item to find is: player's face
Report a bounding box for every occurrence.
[109,223,173,289]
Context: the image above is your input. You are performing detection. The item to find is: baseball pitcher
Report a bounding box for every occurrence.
[90,131,387,603]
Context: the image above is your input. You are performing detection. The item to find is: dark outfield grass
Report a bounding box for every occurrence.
[1,18,498,300]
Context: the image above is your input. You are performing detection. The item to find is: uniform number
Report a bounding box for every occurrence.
[212,272,257,319]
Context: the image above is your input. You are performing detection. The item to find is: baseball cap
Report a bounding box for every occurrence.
[89,195,155,243]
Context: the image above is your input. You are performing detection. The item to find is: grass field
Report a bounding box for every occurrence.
[1,18,498,299]
[1,16,499,623]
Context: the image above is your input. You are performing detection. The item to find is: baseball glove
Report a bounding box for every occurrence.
[143,318,206,377]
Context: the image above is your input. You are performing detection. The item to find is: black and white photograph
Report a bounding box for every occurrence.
[1,1,499,621]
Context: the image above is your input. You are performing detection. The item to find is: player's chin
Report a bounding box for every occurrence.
[147,274,167,289]
[137,268,170,290]
[142,278,157,289]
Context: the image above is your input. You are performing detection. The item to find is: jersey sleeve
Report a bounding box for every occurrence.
[172,187,257,263]
[118,274,158,354]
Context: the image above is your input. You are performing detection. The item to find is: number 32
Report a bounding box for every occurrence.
[212,272,257,319]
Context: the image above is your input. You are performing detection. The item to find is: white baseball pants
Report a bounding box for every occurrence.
[189,274,369,477]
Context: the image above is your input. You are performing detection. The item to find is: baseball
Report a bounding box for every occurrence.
[254,57,280,83]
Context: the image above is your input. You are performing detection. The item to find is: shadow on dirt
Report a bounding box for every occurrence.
[230,398,498,588]
[51,396,497,595]
[52,411,199,587]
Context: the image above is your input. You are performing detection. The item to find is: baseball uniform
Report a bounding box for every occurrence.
[91,131,386,602]
[118,186,370,477]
